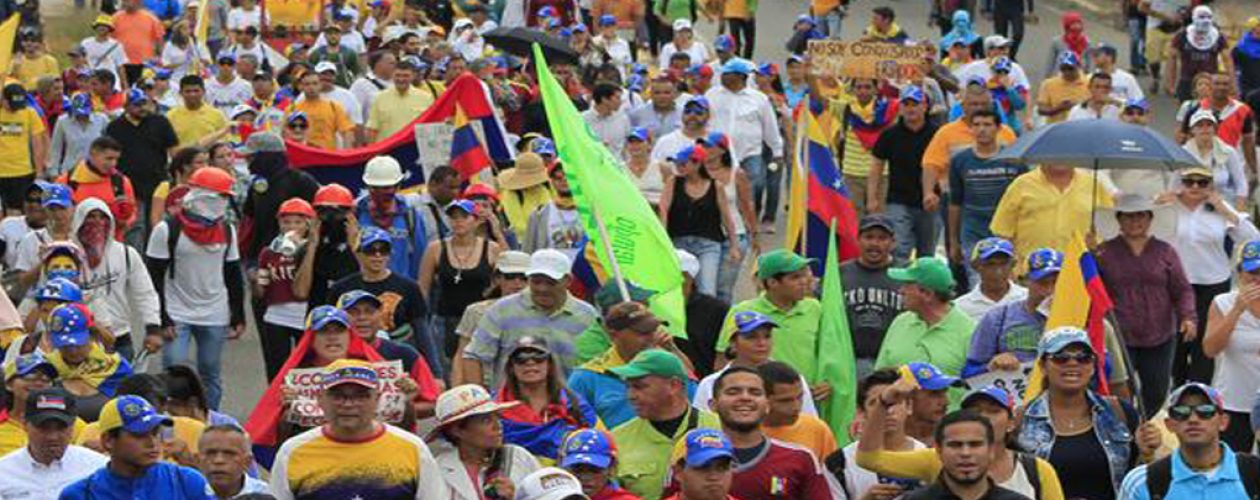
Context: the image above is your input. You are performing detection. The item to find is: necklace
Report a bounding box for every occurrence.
[448,238,477,284]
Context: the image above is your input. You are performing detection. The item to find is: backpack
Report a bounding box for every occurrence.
[1016,452,1042,500]
[1146,452,1260,499]
[163,215,235,279]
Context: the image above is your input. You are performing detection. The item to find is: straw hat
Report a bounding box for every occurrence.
[429,384,519,439]
[497,153,550,191]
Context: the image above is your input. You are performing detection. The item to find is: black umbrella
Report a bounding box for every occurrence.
[483,27,579,65]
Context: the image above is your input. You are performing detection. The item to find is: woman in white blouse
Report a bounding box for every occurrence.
[1183,108,1248,210]
[1174,165,1259,387]
[161,21,207,83]
[1204,239,1260,454]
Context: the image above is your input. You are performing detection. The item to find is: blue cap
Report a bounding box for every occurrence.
[1123,97,1149,111]
[795,14,816,27]
[69,93,92,117]
[899,85,925,103]
[704,131,730,149]
[681,429,735,467]
[1037,326,1094,356]
[787,54,806,65]
[337,290,382,310]
[733,311,777,335]
[36,278,83,303]
[572,23,587,33]
[962,385,1016,413]
[1167,381,1225,409]
[1241,241,1260,272]
[125,88,148,106]
[357,226,393,252]
[560,429,615,469]
[721,58,754,75]
[154,68,173,80]
[558,27,573,38]
[970,237,1015,262]
[321,359,380,389]
[41,183,72,209]
[97,395,174,435]
[631,63,649,75]
[991,56,1013,73]
[537,6,558,18]
[5,351,56,381]
[683,96,710,111]
[546,17,562,29]
[532,137,556,157]
[306,305,351,331]
[672,145,706,165]
[1057,50,1081,68]
[906,362,965,391]
[286,110,309,125]
[598,14,616,26]
[48,303,91,349]
[445,199,477,215]
[1026,248,1064,281]
[757,62,778,77]
[627,127,650,142]
[217,53,236,65]
[714,34,735,53]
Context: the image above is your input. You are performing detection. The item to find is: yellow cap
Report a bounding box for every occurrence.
[93,14,114,29]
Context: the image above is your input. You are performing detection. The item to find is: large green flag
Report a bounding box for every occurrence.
[818,219,857,445]
[532,45,686,334]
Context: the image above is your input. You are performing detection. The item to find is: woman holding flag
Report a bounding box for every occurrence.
[493,336,597,462]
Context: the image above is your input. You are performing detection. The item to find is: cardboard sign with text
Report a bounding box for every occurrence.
[964,362,1034,401]
[284,360,406,427]
[415,120,487,180]
[807,40,935,80]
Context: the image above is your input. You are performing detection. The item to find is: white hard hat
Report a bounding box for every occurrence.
[362,156,405,187]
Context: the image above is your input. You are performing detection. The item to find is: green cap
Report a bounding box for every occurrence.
[594,281,655,312]
[608,349,688,381]
[887,257,955,294]
[757,249,815,280]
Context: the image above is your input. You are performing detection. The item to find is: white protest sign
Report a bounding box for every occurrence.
[415,120,487,179]
[283,359,407,427]
[964,362,1034,401]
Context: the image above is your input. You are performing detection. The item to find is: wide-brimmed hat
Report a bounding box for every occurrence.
[498,153,549,190]
[430,385,520,438]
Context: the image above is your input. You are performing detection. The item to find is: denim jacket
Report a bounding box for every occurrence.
[1016,390,1133,494]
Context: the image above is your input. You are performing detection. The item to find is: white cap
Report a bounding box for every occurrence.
[983,35,1011,51]
[496,250,531,274]
[514,467,588,500]
[362,156,405,187]
[314,61,338,74]
[381,25,407,45]
[229,104,257,119]
[527,249,571,280]
[672,18,692,32]
[676,249,700,278]
[1189,108,1218,126]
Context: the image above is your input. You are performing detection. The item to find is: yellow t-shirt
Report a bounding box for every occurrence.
[855,447,1066,500]
[10,53,60,89]
[167,104,228,149]
[1036,77,1090,124]
[922,119,1018,176]
[290,98,354,150]
[723,0,751,19]
[763,414,838,461]
[0,417,88,457]
[989,168,1114,276]
[0,107,44,178]
[367,87,435,139]
[76,415,206,460]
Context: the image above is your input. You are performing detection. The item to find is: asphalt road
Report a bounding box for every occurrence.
[153,0,1184,419]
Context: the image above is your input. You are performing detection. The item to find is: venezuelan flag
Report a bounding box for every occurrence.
[449,105,493,179]
[786,110,860,273]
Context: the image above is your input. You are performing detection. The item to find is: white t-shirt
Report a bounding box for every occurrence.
[651,129,704,165]
[955,283,1029,323]
[658,42,711,70]
[349,74,389,122]
[226,6,262,32]
[12,228,51,273]
[79,37,127,87]
[160,42,204,82]
[145,221,240,326]
[1210,291,1260,412]
[0,216,32,269]
[1107,68,1145,102]
[205,76,254,115]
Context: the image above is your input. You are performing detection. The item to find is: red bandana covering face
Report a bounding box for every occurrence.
[1061,12,1089,59]
[77,214,109,268]
[368,190,398,230]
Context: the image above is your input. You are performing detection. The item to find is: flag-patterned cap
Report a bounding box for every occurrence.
[559,428,616,469]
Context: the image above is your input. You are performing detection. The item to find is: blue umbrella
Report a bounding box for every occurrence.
[994,119,1200,171]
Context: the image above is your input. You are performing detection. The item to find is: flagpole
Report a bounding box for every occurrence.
[592,204,631,302]
[799,96,811,254]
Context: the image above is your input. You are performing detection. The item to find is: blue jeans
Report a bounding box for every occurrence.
[815,8,844,39]
[741,156,767,217]
[717,233,750,303]
[1127,18,1147,70]
[675,236,722,296]
[163,323,228,410]
[886,203,937,261]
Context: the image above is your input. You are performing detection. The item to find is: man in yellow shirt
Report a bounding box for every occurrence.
[166,75,229,148]
[289,71,353,150]
[366,58,433,142]
[1036,51,1090,125]
[0,83,47,215]
[10,31,60,90]
[989,164,1113,276]
[759,361,838,461]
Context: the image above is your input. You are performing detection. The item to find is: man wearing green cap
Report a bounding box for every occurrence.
[875,257,976,404]
[714,249,825,400]
[610,348,720,500]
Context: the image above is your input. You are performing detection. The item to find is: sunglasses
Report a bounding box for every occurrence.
[288,122,308,130]
[1181,178,1211,188]
[362,246,391,256]
[1168,403,1218,421]
[1123,109,1146,116]
[683,107,707,116]
[511,350,549,364]
[500,272,527,281]
[1047,351,1095,365]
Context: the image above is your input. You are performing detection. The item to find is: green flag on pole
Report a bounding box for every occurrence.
[531,45,686,335]
[818,219,857,445]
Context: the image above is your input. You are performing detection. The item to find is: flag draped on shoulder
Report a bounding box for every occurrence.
[818,219,858,445]
[787,109,860,273]
[532,44,686,335]
[286,74,513,191]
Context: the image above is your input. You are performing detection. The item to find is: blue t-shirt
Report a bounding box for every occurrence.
[60,462,214,500]
[948,148,1027,243]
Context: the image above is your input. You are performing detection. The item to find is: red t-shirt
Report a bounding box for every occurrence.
[257,247,301,307]
[729,439,834,499]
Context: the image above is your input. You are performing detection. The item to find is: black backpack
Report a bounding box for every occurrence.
[163,214,235,279]
[1146,452,1260,499]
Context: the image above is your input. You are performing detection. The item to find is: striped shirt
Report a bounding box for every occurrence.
[464,290,599,386]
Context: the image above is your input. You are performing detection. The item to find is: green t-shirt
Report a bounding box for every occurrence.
[715,294,823,381]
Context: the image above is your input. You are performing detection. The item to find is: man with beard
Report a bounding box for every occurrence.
[904,410,1028,499]
[196,425,269,498]
[102,87,177,247]
[524,162,585,258]
[651,96,710,165]
[701,366,838,498]
[0,388,107,500]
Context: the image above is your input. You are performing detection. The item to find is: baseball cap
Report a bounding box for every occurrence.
[536,5,558,18]
[604,302,662,333]
[48,303,92,349]
[515,467,587,500]
[795,14,816,27]
[337,290,382,310]
[757,249,814,280]
[1026,248,1064,281]
[36,278,83,303]
[899,85,925,103]
[25,388,77,426]
[757,62,779,77]
[124,88,148,106]
[887,258,955,294]
[627,127,650,143]
[672,18,693,31]
[675,429,735,468]
[69,93,92,117]
[315,61,339,74]
[560,428,616,469]
[983,35,1012,51]
[216,53,236,65]
[672,145,707,165]
[1181,165,1213,179]
[1167,382,1225,409]
[961,385,1015,414]
[508,336,552,359]
[684,96,710,112]
[241,131,286,154]
[1240,240,1260,272]
[900,362,966,391]
[286,111,309,126]
[703,131,730,150]
[686,64,714,79]
[571,23,588,34]
[230,104,257,120]
[3,351,57,382]
[733,311,777,335]
[357,227,393,252]
[97,395,174,435]
[41,183,72,209]
[1037,326,1094,356]
[1123,97,1149,112]
[1092,42,1118,57]
[445,199,477,215]
[594,281,654,311]
[676,249,700,277]
[608,349,688,381]
[970,237,1016,262]
[721,58,754,75]
[306,305,351,331]
[321,359,380,390]
[858,214,894,234]
[531,137,557,157]
[1190,108,1218,126]
[598,14,616,26]
[527,249,571,280]
[1057,51,1081,68]
[497,250,531,274]
[714,34,735,53]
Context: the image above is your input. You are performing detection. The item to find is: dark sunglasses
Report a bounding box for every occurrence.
[1047,351,1095,365]
[500,272,527,281]
[683,107,707,116]
[1168,403,1218,421]
[1123,108,1147,116]
[288,122,309,130]
[1181,178,1211,188]
[511,350,549,364]
[362,245,391,256]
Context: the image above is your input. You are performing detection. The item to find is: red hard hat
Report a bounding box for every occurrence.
[187,167,235,195]
[313,184,354,208]
[278,197,316,218]
[462,183,499,202]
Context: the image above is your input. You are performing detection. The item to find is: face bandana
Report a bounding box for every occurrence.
[1187,6,1220,51]
[76,213,110,269]
[178,188,229,246]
